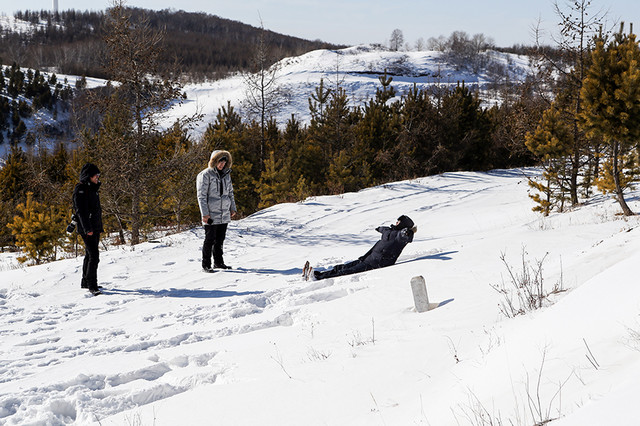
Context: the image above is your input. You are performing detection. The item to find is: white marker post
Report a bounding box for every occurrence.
[411,275,430,313]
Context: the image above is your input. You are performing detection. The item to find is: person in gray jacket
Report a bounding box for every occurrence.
[196,150,237,272]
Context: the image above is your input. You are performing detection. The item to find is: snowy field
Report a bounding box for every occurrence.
[2,168,640,425]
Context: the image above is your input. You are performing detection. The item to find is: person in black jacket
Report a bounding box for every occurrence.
[313,215,416,280]
[72,163,104,294]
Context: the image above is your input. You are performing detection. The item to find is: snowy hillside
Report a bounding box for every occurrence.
[167,44,532,136]
[0,14,63,35]
[1,44,531,160]
[2,169,640,425]
[0,66,111,161]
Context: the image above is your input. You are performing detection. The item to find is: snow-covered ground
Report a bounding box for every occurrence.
[2,168,640,425]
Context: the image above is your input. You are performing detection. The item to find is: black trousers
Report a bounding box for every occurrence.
[316,259,373,280]
[202,223,228,268]
[81,233,100,289]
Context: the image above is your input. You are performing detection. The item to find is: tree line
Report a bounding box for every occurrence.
[201,76,541,215]
[2,7,338,81]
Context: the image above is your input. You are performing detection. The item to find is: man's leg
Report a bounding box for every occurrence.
[81,248,90,288]
[81,233,100,289]
[202,225,215,269]
[213,223,228,267]
[317,260,372,279]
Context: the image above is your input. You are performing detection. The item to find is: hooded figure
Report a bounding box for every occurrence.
[72,163,104,294]
[196,150,237,271]
[313,215,416,280]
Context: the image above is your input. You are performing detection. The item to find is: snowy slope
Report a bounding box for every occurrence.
[166,45,531,136]
[1,169,640,425]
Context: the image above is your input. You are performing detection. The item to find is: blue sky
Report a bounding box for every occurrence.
[1,0,638,47]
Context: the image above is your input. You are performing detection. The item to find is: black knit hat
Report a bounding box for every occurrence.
[397,215,414,230]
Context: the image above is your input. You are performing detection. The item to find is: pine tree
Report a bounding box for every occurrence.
[256,151,291,209]
[293,175,311,201]
[394,85,430,180]
[594,156,638,196]
[8,192,67,264]
[443,83,492,171]
[47,142,71,185]
[0,145,28,202]
[355,71,400,182]
[327,150,364,194]
[580,25,640,216]
[308,78,331,124]
[525,0,604,210]
[525,106,574,214]
[156,123,201,232]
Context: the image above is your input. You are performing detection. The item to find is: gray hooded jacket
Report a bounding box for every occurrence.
[196,150,237,224]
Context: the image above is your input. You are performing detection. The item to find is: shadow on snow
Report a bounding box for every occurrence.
[100,288,263,298]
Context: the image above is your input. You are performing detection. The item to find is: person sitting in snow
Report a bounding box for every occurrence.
[312,215,417,280]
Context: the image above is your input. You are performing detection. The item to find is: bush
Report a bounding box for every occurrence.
[490,248,565,318]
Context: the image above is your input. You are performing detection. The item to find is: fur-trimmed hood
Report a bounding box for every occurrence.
[208,150,233,170]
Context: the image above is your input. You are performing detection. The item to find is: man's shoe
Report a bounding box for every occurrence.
[203,266,216,273]
[82,283,103,289]
[214,263,232,269]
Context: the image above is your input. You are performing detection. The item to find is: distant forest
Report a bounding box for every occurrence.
[0,8,340,81]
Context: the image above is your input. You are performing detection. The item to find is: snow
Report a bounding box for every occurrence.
[2,168,640,425]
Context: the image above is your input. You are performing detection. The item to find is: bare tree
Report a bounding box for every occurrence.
[427,35,449,52]
[242,21,288,167]
[471,33,494,53]
[389,29,404,51]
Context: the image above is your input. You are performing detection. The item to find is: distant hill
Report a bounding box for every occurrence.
[164,44,535,136]
[0,8,341,81]
[0,43,536,160]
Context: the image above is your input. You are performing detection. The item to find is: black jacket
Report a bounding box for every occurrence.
[73,164,103,235]
[360,222,414,268]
